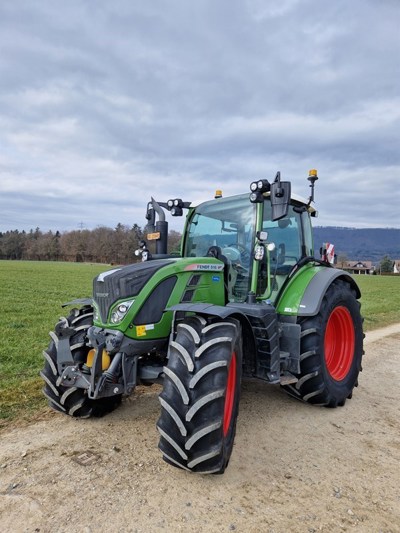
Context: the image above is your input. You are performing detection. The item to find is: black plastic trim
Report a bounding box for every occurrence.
[298,268,361,316]
[134,276,178,325]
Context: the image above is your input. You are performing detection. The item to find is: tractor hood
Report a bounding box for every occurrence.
[93,259,177,323]
[91,257,226,341]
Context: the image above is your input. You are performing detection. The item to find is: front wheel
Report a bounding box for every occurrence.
[282,279,363,407]
[157,316,243,474]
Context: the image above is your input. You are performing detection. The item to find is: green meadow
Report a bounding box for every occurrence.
[0,261,107,425]
[356,274,400,330]
[0,260,399,426]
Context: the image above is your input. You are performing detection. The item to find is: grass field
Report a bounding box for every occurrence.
[0,260,399,425]
[0,261,107,424]
[356,274,400,330]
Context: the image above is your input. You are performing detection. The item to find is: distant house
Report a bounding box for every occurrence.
[342,261,374,275]
[394,260,400,274]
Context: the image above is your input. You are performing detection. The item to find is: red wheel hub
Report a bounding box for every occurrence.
[324,306,355,381]
[223,352,237,436]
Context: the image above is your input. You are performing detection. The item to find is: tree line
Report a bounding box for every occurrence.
[0,225,182,264]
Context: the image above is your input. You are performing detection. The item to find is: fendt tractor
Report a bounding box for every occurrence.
[41,170,363,474]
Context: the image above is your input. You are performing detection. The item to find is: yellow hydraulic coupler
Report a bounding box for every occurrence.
[85,348,111,371]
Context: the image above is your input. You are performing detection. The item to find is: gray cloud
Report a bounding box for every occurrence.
[1,0,399,233]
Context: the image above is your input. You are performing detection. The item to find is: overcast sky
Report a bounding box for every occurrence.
[1,0,399,234]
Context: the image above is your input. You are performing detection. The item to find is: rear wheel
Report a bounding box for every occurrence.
[282,279,363,407]
[157,316,242,474]
[41,306,122,418]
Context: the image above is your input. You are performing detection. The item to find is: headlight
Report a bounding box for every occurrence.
[110,300,134,324]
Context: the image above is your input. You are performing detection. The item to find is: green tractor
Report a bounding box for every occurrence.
[41,170,363,474]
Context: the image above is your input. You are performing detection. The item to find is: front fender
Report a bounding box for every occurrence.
[276,266,361,317]
[169,302,236,319]
[62,297,93,308]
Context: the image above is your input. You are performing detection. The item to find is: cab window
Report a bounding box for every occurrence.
[262,204,303,274]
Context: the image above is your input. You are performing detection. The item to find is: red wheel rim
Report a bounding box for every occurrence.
[324,306,355,381]
[223,352,237,437]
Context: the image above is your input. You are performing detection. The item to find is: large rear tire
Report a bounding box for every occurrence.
[157,316,242,474]
[41,306,122,418]
[282,279,363,407]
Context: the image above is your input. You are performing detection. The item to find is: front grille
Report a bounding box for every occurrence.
[93,259,175,322]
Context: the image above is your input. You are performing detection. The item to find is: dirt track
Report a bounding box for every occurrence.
[1,326,400,533]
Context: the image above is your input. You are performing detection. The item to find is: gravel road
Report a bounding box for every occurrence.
[1,325,399,533]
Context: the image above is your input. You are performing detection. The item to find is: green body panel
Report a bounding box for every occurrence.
[275,264,320,315]
[93,257,225,340]
[250,202,264,295]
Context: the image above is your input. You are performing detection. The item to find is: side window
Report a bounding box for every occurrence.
[262,205,302,269]
[301,211,314,257]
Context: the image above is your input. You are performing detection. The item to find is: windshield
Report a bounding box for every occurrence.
[184,194,256,302]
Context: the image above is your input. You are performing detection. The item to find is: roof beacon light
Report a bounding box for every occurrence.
[215,190,222,198]
[307,169,318,205]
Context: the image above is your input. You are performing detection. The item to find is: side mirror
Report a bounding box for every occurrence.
[145,202,156,233]
[270,172,291,221]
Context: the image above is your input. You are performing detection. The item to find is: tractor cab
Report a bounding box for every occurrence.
[181,189,316,304]
[142,170,317,306]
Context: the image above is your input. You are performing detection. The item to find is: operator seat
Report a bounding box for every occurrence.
[206,245,227,263]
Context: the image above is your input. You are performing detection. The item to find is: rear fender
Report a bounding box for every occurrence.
[277,266,361,317]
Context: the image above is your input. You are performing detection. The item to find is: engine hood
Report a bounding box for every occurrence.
[93,259,177,322]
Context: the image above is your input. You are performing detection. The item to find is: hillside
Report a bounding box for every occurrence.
[312,227,400,263]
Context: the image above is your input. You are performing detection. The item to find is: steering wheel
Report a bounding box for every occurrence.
[223,244,251,269]
[233,243,251,266]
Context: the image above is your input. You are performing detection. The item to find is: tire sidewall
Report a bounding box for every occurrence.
[318,283,363,399]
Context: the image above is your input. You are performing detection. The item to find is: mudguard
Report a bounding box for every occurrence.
[169,302,245,319]
[62,297,93,308]
[276,266,361,317]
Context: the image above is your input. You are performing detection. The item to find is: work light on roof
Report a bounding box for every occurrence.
[249,178,270,203]
[250,179,270,193]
